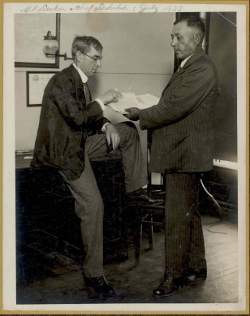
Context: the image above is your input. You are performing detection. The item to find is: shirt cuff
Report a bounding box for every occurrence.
[95,98,106,111]
[101,122,111,133]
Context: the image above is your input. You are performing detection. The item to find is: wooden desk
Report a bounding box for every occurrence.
[16,152,129,285]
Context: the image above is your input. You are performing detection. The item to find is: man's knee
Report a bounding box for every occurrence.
[119,121,137,131]
[75,193,104,220]
[117,121,139,140]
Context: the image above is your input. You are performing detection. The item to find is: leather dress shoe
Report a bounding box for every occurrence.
[127,188,163,204]
[83,276,116,297]
[153,274,183,297]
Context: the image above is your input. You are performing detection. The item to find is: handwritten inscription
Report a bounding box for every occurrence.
[138,3,184,13]
[94,3,128,12]
[139,4,159,14]
[74,3,94,15]
[23,4,67,12]
[162,5,183,12]
[22,3,183,14]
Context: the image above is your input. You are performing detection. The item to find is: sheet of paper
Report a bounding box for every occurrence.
[108,93,160,114]
[108,93,139,114]
[29,73,55,105]
[136,94,160,107]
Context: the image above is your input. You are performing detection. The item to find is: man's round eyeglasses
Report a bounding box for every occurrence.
[81,51,103,62]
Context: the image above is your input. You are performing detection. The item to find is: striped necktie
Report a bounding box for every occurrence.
[83,83,91,105]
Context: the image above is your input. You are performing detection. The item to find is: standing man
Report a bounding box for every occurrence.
[31,36,155,297]
[125,16,218,297]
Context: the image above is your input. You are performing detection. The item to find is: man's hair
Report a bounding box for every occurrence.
[174,16,205,43]
[71,36,103,59]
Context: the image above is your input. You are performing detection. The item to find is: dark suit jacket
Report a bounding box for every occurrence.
[31,64,109,180]
[139,47,218,173]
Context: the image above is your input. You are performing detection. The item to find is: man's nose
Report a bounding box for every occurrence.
[171,37,177,47]
[96,59,102,68]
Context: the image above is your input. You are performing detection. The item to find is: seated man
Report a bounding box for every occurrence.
[31,35,155,297]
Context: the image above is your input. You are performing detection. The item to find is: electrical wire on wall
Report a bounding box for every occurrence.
[200,175,228,235]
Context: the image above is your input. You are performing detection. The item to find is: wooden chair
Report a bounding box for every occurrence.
[130,130,166,265]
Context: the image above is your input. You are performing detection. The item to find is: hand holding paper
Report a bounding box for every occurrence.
[108,93,139,114]
[108,93,160,115]
[99,88,123,105]
[124,107,140,121]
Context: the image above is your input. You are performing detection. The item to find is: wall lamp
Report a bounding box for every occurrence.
[43,31,73,61]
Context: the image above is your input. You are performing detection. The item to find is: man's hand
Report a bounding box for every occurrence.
[124,107,140,121]
[105,124,120,150]
[99,89,123,105]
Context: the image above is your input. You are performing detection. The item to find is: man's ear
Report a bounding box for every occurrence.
[75,50,82,62]
[194,33,201,46]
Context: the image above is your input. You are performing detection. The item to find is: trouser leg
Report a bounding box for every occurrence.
[59,154,104,278]
[189,208,207,271]
[86,121,148,193]
[164,173,206,278]
[58,122,147,276]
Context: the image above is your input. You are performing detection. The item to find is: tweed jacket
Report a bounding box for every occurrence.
[31,64,109,180]
[139,47,218,173]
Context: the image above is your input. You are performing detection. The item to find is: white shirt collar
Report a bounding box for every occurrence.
[180,53,194,68]
[73,63,88,83]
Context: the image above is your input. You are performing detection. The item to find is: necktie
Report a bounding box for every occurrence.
[81,83,91,146]
[83,83,91,105]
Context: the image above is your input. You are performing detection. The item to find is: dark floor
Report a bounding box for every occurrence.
[16,214,238,305]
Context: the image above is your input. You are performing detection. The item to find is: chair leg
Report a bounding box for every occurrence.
[134,223,141,266]
[129,204,141,266]
[136,222,143,265]
[143,214,154,250]
[148,214,154,250]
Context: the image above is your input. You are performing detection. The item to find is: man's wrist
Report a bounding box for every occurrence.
[95,98,106,111]
[101,122,111,133]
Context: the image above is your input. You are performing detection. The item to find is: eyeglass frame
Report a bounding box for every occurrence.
[80,51,103,62]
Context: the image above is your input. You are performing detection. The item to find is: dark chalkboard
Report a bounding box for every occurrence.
[208,12,237,162]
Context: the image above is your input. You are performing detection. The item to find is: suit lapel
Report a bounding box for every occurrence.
[166,66,183,88]
[163,47,206,93]
[162,67,184,95]
[182,47,205,69]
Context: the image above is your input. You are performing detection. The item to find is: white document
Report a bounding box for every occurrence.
[108,93,139,114]
[136,94,160,107]
[29,73,55,105]
[108,93,160,114]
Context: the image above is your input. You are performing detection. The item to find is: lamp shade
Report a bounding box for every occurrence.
[43,31,59,55]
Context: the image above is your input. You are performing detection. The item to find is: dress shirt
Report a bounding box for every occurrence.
[180,53,194,68]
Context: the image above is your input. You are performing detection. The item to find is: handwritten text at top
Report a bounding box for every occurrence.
[22,3,184,14]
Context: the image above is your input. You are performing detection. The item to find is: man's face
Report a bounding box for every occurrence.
[171,21,198,60]
[77,45,102,78]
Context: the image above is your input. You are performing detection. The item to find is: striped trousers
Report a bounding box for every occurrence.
[164,173,207,278]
